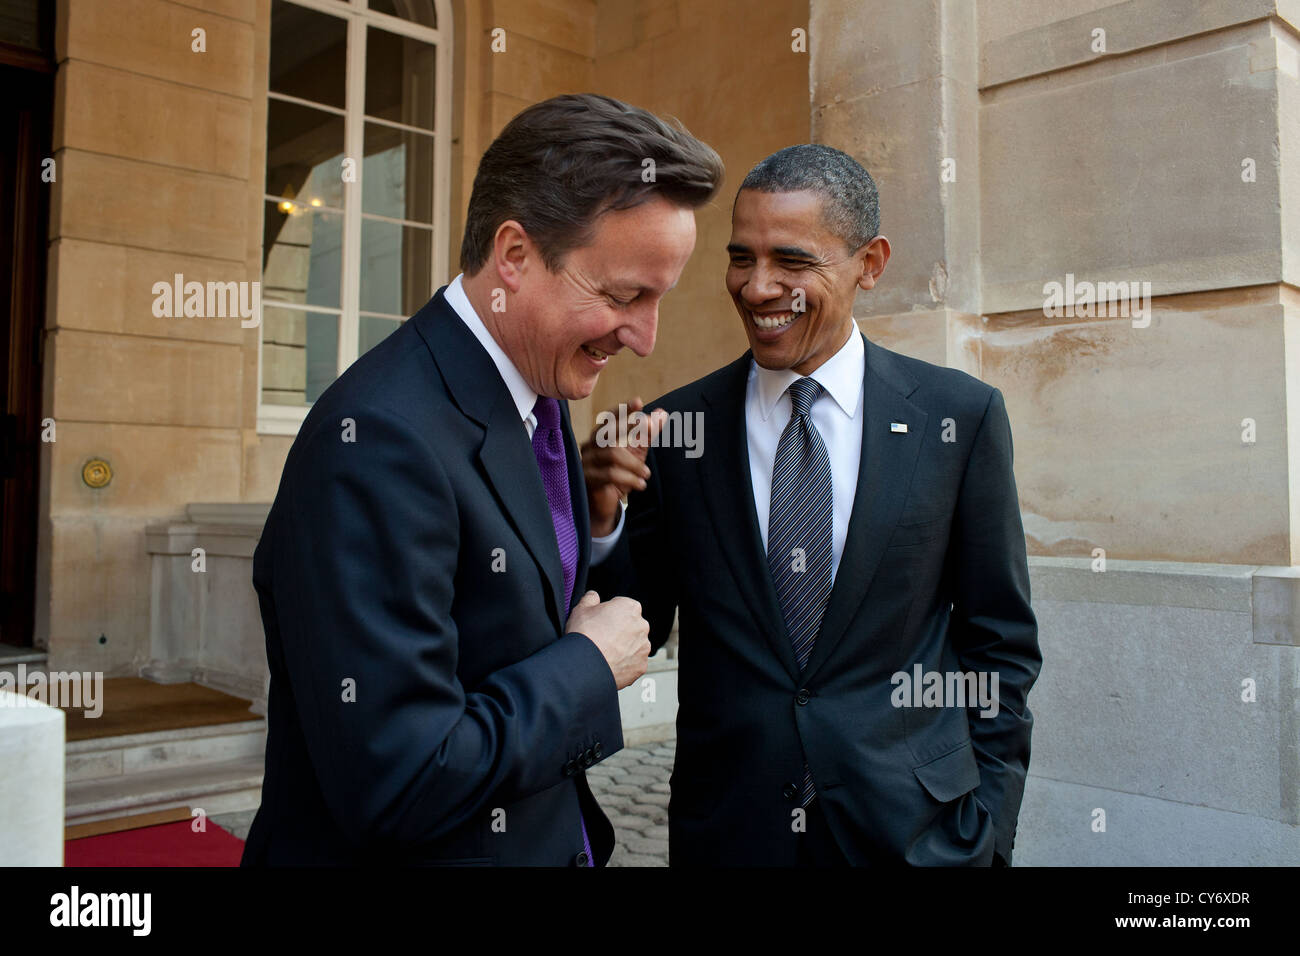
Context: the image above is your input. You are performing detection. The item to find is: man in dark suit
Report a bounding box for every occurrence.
[242,94,723,866]
[585,144,1041,866]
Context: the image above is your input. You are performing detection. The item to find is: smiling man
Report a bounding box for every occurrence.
[243,94,723,866]
[585,144,1041,866]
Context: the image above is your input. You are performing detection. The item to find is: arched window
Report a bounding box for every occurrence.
[258,0,450,433]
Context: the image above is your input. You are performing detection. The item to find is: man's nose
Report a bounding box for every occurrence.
[616,306,658,358]
[744,262,784,303]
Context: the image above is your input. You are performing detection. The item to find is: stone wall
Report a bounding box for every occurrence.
[39,0,268,673]
[1020,558,1300,865]
[811,0,1300,566]
[809,0,1300,863]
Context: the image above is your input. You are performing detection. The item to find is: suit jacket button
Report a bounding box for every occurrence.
[574,851,590,867]
[795,688,811,706]
[782,784,797,800]
[593,742,603,759]
[563,760,576,777]
[582,747,595,766]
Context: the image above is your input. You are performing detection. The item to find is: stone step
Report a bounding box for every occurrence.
[66,719,266,782]
[0,645,47,673]
[65,755,265,826]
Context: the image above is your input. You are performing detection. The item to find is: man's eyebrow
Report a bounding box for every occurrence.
[724,242,820,259]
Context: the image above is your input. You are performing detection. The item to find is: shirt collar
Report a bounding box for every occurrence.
[752,321,865,422]
[444,273,539,425]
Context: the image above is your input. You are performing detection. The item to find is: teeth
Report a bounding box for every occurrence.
[752,311,796,330]
[583,345,609,360]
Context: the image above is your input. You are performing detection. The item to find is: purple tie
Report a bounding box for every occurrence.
[530,396,591,865]
[531,397,579,614]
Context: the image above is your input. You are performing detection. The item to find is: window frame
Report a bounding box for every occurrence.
[257,0,452,435]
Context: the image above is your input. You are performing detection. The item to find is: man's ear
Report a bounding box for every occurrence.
[492,219,530,294]
[857,235,891,292]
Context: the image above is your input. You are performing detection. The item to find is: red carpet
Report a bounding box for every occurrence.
[64,821,244,867]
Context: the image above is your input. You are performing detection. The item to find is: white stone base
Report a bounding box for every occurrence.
[1018,773,1300,866]
[1018,557,1300,865]
[0,689,66,865]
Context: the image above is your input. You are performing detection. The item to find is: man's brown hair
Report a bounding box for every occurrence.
[460,93,724,275]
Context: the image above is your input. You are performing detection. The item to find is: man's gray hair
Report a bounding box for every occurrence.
[737,144,879,250]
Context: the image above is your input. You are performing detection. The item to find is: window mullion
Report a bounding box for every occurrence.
[433,8,451,288]
[338,10,366,377]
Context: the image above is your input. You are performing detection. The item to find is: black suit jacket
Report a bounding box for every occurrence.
[590,332,1041,866]
[242,287,624,866]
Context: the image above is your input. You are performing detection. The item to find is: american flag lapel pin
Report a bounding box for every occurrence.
[890,422,908,433]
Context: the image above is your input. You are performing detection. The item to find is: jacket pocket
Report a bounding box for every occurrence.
[911,740,981,803]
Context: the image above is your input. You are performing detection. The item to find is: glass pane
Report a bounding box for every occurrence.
[270,0,347,109]
[0,0,52,53]
[265,99,345,210]
[263,198,344,311]
[359,218,433,316]
[363,122,435,223]
[366,26,437,130]
[360,316,402,356]
[261,306,339,407]
[367,0,437,27]
[305,310,340,403]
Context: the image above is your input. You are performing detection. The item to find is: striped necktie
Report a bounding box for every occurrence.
[767,376,833,807]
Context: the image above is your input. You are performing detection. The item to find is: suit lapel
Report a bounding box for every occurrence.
[414,289,567,634]
[802,333,926,683]
[478,404,568,631]
[697,353,802,682]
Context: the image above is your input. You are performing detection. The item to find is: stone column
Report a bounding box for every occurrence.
[811,0,982,368]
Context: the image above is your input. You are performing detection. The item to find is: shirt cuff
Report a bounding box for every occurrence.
[589,503,626,565]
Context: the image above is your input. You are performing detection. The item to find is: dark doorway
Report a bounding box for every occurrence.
[0,1,54,647]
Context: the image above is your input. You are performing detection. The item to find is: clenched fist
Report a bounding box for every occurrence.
[566,590,651,689]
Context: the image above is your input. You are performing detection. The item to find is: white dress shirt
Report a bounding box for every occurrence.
[747,324,864,583]
[444,273,539,438]
[593,322,864,582]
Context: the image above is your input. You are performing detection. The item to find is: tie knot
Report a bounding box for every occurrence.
[532,396,560,431]
[787,377,822,416]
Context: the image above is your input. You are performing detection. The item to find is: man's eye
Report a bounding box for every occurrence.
[609,294,637,307]
[729,258,752,267]
[779,259,808,268]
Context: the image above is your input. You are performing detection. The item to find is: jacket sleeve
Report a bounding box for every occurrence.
[267,405,624,850]
[948,386,1042,864]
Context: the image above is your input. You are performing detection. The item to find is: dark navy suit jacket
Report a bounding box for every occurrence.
[242,287,623,866]
[590,333,1041,866]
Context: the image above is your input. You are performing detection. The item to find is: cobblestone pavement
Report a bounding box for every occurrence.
[212,808,256,843]
[587,736,674,867]
[212,735,677,866]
